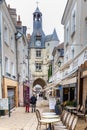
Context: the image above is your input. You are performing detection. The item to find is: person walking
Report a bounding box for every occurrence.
[85,95,87,114]
[30,94,37,112]
[25,96,30,113]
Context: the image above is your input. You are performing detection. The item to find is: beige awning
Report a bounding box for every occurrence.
[43,80,61,91]
[61,77,77,85]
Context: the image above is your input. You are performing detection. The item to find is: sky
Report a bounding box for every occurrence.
[5,0,67,43]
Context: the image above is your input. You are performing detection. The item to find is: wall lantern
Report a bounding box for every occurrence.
[58,60,61,67]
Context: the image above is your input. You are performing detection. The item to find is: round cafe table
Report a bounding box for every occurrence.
[42,114,60,119]
[42,112,56,116]
[40,118,60,130]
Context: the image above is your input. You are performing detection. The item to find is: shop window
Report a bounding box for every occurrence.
[63,88,69,101]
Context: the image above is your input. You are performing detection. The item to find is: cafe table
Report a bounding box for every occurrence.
[40,118,60,130]
[42,112,56,116]
[42,114,60,119]
[65,106,77,113]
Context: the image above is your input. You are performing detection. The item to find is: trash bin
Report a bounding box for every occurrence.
[0,110,5,116]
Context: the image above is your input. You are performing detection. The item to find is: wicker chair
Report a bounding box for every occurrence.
[35,109,47,130]
[72,104,80,114]
[77,107,87,121]
[54,115,78,130]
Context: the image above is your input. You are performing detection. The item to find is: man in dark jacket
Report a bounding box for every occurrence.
[30,94,37,112]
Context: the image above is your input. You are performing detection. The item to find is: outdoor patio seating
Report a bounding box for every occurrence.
[53,112,71,129]
[53,115,78,130]
[54,111,74,128]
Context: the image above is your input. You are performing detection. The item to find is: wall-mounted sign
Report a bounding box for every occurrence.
[0,98,8,110]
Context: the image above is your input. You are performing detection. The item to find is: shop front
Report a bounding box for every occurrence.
[8,88,15,109]
[78,61,87,107]
[3,77,18,108]
[61,76,77,102]
[63,85,76,102]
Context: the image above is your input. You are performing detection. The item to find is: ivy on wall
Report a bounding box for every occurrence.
[48,64,52,80]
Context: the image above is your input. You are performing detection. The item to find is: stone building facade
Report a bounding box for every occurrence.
[0,0,18,108]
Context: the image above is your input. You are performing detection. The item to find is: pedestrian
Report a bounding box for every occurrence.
[30,94,37,112]
[25,95,30,113]
[55,98,62,115]
[85,95,87,114]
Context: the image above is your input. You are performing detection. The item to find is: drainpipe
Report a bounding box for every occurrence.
[0,10,2,98]
[15,31,23,106]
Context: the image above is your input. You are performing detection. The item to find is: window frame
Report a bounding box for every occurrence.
[71,3,77,37]
[36,50,41,58]
[35,62,42,71]
[4,23,9,46]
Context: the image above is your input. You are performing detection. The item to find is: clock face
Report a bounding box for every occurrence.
[36,40,41,46]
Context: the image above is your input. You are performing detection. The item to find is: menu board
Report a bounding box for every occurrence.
[49,97,56,110]
[0,98,8,110]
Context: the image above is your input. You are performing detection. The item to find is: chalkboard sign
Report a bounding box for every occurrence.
[0,98,8,110]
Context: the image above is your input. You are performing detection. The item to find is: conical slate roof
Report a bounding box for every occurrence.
[52,28,59,41]
[35,7,41,13]
[45,28,59,42]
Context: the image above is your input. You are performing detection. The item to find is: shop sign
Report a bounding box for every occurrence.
[0,98,8,110]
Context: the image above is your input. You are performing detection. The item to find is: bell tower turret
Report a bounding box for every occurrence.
[33,6,42,30]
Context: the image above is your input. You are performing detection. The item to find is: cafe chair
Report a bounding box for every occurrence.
[53,112,71,129]
[77,107,87,121]
[79,105,84,112]
[54,115,78,130]
[35,109,47,130]
[69,115,78,130]
[54,110,69,126]
[72,104,80,114]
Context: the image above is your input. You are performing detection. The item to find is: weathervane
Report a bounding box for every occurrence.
[36,1,39,7]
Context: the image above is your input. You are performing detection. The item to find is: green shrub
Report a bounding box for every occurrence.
[66,101,76,106]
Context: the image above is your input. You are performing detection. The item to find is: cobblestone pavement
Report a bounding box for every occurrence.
[0,98,86,130]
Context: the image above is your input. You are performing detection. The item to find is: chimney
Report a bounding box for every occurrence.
[8,4,10,8]
[17,15,22,27]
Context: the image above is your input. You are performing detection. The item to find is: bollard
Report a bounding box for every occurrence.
[8,98,11,117]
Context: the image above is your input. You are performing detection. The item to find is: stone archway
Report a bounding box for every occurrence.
[33,78,46,96]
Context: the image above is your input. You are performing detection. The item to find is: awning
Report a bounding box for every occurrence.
[61,77,77,85]
[43,80,61,91]
[43,83,54,91]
